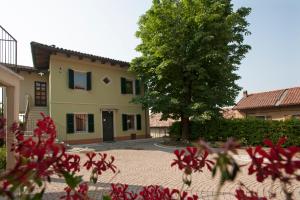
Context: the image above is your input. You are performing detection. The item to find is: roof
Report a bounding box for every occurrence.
[0,64,24,80]
[234,87,300,110]
[0,63,37,72]
[150,113,175,127]
[30,42,130,70]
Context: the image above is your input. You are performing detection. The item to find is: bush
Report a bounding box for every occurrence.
[169,118,300,146]
[0,146,6,170]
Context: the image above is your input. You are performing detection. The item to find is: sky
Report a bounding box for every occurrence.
[0,0,299,102]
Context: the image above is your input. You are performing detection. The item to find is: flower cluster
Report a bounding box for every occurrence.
[0,114,117,200]
[171,147,214,174]
[110,184,198,200]
[247,137,300,183]
[61,182,89,200]
[235,187,267,200]
[84,152,117,183]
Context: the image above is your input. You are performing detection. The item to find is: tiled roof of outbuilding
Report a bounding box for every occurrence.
[0,63,37,72]
[150,113,175,127]
[234,87,300,110]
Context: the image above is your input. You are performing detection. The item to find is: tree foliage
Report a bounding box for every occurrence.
[131,0,251,139]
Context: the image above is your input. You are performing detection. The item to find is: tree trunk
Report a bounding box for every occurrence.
[181,115,190,142]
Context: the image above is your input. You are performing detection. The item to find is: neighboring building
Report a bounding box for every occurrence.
[234,88,300,120]
[221,107,243,119]
[4,41,150,144]
[149,113,175,137]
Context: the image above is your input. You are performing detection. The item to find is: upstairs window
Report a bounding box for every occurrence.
[68,69,92,90]
[121,77,141,95]
[74,71,87,90]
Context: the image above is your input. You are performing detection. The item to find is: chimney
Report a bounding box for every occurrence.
[243,90,248,98]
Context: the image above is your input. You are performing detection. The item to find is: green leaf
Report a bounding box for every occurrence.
[103,195,112,200]
[62,171,83,189]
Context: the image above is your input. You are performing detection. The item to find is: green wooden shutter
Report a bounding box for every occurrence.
[87,72,92,91]
[66,113,74,133]
[88,114,94,132]
[135,79,141,95]
[68,69,74,89]
[122,114,128,131]
[121,77,126,94]
[136,114,142,130]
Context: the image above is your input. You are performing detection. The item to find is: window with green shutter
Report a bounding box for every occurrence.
[136,114,141,130]
[87,72,92,91]
[88,114,94,132]
[66,113,74,133]
[122,114,128,131]
[135,79,141,95]
[121,77,126,94]
[68,69,74,89]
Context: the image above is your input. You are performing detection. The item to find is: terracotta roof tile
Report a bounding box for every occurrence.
[150,113,175,127]
[280,87,300,106]
[234,87,300,110]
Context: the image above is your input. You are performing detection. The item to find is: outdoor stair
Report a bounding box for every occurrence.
[25,106,49,135]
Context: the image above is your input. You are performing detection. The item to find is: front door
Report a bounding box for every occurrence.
[34,81,47,106]
[102,111,114,142]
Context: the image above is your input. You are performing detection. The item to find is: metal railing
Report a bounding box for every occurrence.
[22,95,31,132]
[0,25,17,65]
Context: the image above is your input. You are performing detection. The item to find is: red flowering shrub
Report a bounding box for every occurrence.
[0,114,116,199]
[109,184,199,200]
[246,137,300,199]
[0,114,299,200]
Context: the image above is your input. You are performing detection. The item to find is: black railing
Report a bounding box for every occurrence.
[0,25,17,65]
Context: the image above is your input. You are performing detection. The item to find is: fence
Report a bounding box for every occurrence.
[0,25,17,65]
[150,126,170,138]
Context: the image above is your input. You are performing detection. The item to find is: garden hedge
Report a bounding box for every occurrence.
[169,118,300,146]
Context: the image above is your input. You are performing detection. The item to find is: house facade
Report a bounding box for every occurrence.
[5,42,150,144]
[234,88,300,120]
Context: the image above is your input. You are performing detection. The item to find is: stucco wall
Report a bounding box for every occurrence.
[17,71,49,113]
[239,106,300,120]
[49,54,147,143]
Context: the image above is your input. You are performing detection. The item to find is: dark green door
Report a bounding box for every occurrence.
[102,111,114,141]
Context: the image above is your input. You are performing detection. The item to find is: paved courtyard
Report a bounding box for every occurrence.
[43,138,300,200]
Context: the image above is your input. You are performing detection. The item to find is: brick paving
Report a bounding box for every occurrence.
[42,139,300,200]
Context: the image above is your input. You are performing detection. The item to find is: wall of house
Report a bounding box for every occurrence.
[239,106,300,120]
[49,54,148,144]
[17,71,49,113]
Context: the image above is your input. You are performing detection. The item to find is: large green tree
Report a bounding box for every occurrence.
[130,0,251,140]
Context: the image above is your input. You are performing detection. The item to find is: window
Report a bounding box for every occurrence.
[122,114,141,131]
[74,71,87,90]
[66,114,94,134]
[127,115,135,130]
[75,114,88,132]
[102,77,111,85]
[256,116,266,120]
[121,77,134,94]
[125,80,133,94]
[68,69,92,90]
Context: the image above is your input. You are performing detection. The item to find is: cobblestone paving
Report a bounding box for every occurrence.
[42,139,300,200]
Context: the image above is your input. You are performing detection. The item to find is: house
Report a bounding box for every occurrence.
[4,41,150,144]
[234,88,300,120]
[149,113,175,138]
[221,107,243,119]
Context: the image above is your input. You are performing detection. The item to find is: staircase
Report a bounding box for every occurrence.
[25,106,49,135]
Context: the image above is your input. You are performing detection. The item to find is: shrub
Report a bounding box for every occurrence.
[169,118,300,146]
[0,146,6,170]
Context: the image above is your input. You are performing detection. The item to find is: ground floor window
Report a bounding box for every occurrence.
[122,114,142,131]
[127,115,135,130]
[75,114,88,132]
[66,113,94,134]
